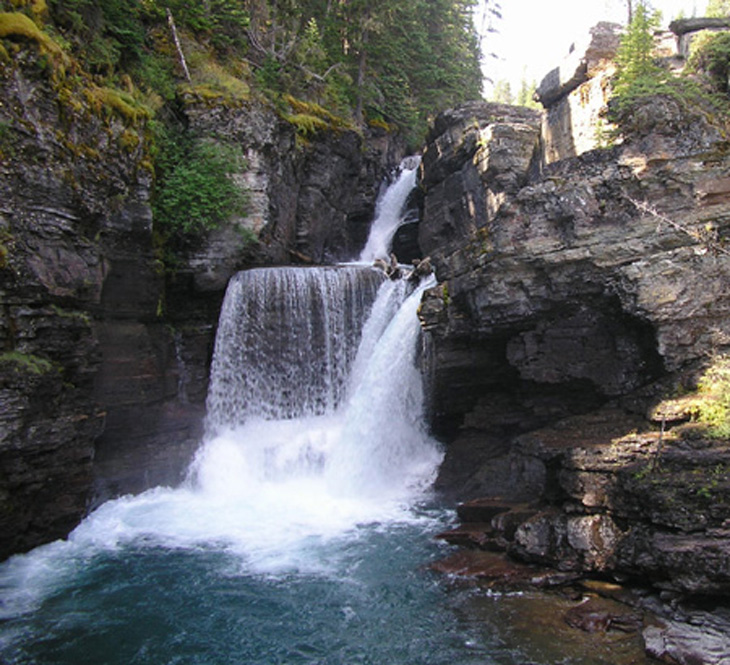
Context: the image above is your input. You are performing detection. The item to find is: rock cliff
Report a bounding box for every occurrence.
[0,36,402,559]
[419,92,730,663]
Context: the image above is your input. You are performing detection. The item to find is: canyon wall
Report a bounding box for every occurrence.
[418,87,730,665]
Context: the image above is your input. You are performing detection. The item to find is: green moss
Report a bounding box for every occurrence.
[441,281,450,306]
[0,11,65,61]
[281,94,354,138]
[283,112,330,136]
[50,304,90,325]
[184,57,250,104]
[367,116,393,132]
[84,85,151,125]
[0,351,54,375]
[118,128,140,152]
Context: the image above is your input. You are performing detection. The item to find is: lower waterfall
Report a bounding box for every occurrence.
[0,180,642,665]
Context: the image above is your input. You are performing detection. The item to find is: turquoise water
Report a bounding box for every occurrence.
[0,509,516,665]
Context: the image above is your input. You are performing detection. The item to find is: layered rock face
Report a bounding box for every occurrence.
[0,42,401,558]
[420,95,730,662]
[422,96,730,462]
[1,49,148,556]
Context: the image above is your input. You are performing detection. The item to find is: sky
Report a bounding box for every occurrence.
[481,0,706,96]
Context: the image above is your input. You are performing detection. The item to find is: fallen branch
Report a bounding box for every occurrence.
[629,197,730,257]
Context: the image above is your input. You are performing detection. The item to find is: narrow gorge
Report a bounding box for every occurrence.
[2,6,730,665]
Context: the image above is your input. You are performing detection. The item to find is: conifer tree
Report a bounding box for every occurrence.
[613,0,662,97]
[491,79,513,104]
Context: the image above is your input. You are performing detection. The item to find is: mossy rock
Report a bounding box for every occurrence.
[83,85,151,126]
[0,351,55,376]
[0,11,65,62]
[283,112,331,136]
[281,94,355,136]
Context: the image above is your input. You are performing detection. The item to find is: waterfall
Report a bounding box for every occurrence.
[359,156,421,263]
[205,266,383,431]
[192,265,442,505]
[0,172,445,651]
[327,275,440,497]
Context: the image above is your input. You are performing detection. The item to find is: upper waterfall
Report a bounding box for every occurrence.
[359,156,421,263]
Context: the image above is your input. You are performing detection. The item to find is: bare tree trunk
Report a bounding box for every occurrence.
[167,8,192,83]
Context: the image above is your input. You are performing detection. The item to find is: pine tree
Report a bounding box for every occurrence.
[613,0,663,98]
[491,79,514,104]
[517,77,538,108]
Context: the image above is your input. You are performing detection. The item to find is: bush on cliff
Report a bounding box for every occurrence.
[152,127,247,242]
[688,31,730,94]
[607,1,730,135]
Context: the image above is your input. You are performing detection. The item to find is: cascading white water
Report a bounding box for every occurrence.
[359,156,421,263]
[0,158,453,665]
[0,161,563,665]
[194,265,442,506]
[327,275,440,498]
[0,263,443,620]
[206,266,383,431]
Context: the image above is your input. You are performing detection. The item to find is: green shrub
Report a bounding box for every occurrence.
[152,127,248,240]
[606,2,727,131]
[688,31,730,94]
[48,0,144,74]
[706,0,730,17]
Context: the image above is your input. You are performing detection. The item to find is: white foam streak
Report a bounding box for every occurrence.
[327,276,441,498]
